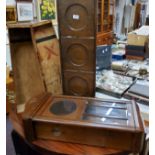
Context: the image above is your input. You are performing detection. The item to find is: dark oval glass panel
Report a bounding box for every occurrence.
[50,100,77,115]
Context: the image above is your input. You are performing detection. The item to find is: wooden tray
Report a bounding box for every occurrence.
[23,93,145,153]
[96,72,137,98]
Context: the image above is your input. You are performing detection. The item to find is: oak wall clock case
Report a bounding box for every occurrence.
[23,93,145,153]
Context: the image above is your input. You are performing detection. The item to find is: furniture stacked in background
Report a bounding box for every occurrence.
[96,0,114,45]
[126,26,149,60]
[96,42,149,105]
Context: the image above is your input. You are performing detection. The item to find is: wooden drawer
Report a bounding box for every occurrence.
[63,71,95,97]
[35,122,137,151]
[60,38,96,71]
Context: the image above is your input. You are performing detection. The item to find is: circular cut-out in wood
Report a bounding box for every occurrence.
[67,44,88,66]
[65,4,88,31]
[50,100,77,115]
[69,77,88,96]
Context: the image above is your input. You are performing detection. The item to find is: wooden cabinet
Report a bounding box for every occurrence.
[57,0,96,97]
[97,0,114,45]
[23,93,145,153]
[7,21,62,108]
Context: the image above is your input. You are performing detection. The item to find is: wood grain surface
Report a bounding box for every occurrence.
[9,109,129,155]
[22,94,144,153]
[32,22,62,94]
[10,41,45,105]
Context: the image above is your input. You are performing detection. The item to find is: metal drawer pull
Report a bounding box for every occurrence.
[52,127,61,137]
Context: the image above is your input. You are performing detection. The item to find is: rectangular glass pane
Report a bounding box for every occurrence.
[83,115,128,126]
[88,100,127,109]
[84,104,128,119]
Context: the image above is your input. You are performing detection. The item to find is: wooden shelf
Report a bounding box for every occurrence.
[96,0,114,45]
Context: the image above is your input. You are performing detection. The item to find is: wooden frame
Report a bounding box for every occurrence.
[6,6,17,24]
[17,2,33,22]
[36,0,57,25]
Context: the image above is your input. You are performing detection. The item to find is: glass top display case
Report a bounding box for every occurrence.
[23,93,144,153]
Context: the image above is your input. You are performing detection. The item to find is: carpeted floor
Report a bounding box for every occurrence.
[6,115,16,155]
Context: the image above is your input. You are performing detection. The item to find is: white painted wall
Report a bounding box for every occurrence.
[6,0,16,6]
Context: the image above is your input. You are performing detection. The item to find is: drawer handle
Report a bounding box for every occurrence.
[52,127,61,137]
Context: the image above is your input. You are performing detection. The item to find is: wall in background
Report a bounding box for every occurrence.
[6,0,16,5]
[114,0,149,39]
[6,28,12,69]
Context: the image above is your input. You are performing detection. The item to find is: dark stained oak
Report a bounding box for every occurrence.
[9,108,131,155]
[22,93,145,154]
[57,0,96,97]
